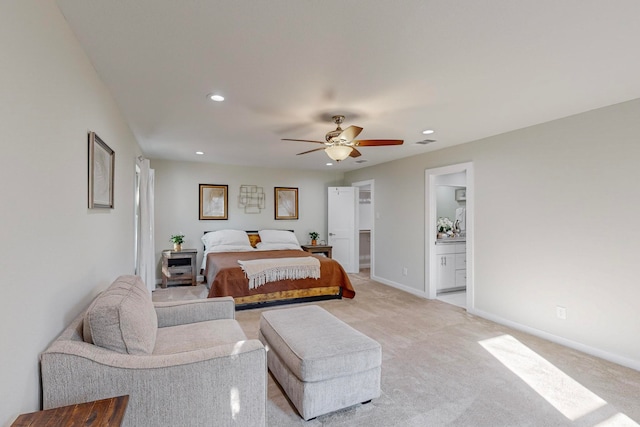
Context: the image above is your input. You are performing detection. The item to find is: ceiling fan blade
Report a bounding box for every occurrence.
[282,138,326,144]
[296,147,326,156]
[338,125,363,142]
[349,148,362,158]
[355,139,404,146]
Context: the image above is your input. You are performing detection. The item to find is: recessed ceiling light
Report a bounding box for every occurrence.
[208,94,225,102]
[196,151,204,155]
[422,129,435,135]
[326,162,333,166]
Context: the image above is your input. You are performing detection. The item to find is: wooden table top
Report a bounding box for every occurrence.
[12,395,129,427]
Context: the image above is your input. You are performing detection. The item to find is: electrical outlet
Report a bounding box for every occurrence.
[402,267,408,276]
[556,306,567,320]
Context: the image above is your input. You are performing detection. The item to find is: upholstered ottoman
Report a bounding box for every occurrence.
[258,305,381,420]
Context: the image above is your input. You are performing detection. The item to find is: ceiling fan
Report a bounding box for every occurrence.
[282,115,403,162]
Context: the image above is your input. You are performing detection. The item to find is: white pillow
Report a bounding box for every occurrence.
[201,230,251,249]
[255,242,302,251]
[207,244,255,253]
[258,230,300,245]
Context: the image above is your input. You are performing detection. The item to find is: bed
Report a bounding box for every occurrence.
[202,230,355,309]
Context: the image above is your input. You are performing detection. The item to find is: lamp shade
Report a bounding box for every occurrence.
[324,145,353,161]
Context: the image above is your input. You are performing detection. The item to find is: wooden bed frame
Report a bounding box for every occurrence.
[234,287,343,310]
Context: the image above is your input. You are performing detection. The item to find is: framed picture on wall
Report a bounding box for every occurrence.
[88,131,115,209]
[275,187,298,220]
[199,184,228,220]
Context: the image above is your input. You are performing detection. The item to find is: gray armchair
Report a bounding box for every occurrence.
[41,276,266,427]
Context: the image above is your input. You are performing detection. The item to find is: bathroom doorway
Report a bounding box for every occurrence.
[425,163,474,310]
[352,179,374,278]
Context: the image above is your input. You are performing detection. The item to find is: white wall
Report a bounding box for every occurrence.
[435,171,466,186]
[359,189,373,230]
[435,186,460,224]
[345,98,640,369]
[151,159,343,275]
[0,2,141,424]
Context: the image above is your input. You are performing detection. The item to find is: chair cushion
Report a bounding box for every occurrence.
[83,275,157,354]
[153,319,247,355]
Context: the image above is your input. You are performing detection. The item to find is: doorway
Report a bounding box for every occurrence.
[425,163,473,310]
[352,179,374,277]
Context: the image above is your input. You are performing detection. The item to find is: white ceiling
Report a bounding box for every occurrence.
[56,1,640,171]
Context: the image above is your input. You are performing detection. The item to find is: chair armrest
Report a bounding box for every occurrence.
[154,297,235,327]
[41,337,262,370]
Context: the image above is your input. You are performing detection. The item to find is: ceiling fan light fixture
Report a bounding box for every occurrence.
[325,145,353,161]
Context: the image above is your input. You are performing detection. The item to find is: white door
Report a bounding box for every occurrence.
[328,186,359,273]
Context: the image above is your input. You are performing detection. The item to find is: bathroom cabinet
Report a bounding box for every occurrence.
[435,242,466,292]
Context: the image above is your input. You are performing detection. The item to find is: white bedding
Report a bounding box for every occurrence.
[200,230,305,270]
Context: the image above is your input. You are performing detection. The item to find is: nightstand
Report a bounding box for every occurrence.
[161,249,197,288]
[301,245,332,258]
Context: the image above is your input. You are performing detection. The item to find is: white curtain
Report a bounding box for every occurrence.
[136,157,156,293]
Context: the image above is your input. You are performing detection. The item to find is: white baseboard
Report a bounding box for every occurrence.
[469,307,640,372]
[370,275,640,372]
[370,274,429,299]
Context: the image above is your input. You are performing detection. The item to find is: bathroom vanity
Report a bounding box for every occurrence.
[435,239,466,293]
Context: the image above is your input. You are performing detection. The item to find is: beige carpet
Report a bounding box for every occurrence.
[153,272,640,426]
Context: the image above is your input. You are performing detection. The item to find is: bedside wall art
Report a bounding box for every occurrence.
[199,184,228,220]
[275,187,298,220]
[238,185,265,214]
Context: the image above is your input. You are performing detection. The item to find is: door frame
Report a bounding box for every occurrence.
[425,162,474,310]
[351,179,374,276]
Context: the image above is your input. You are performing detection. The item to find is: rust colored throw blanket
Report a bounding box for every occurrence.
[205,250,355,300]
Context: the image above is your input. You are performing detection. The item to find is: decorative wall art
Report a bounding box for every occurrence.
[199,184,228,220]
[274,187,298,220]
[88,131,114,209]
[238,185,265,214]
